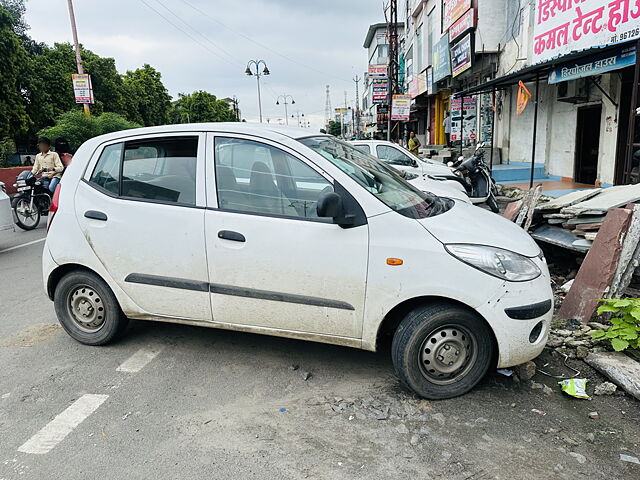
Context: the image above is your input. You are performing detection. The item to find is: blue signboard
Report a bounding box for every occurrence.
[432,36,452,82]
[548,46,636,84]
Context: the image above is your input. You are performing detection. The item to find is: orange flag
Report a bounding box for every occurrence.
[516,81,531,116]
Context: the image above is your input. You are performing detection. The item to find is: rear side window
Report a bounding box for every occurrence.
[353,144,371,154]
[90,143,122,194]
[89,136,198,206]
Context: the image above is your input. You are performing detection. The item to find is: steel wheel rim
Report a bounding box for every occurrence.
[16,199,38,227]
[66,285,106,333]
[418,324,478,385]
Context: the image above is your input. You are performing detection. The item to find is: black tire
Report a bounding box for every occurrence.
[391,303,494,400]
[12,197,40,231]
[54,270,128,345]
[486,194,500,214]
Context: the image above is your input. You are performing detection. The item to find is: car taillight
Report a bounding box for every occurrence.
[47,184,61,231]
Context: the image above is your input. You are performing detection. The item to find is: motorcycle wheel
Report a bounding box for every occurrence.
[486,194,500,214]
[12,197,41,230]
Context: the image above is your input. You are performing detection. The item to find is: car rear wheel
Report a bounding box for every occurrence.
[54,270,128,345]
[392,303,493,400]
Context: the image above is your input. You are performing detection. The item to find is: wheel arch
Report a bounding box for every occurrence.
[47,263,102,300]
[375,296,498,358]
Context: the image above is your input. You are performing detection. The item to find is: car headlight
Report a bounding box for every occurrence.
[445,244,541,282]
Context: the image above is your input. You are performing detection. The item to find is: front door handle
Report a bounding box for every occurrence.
[85,210,108,221]
[218,230,245,242]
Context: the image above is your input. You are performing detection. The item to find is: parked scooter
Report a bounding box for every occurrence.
[11,170,53,230]
[430,143,499,213]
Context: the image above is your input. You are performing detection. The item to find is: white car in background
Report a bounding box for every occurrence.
[351,140,470,203]
[0,182,14,234]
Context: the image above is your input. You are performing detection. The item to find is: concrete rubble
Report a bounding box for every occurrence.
[585,352,640,401]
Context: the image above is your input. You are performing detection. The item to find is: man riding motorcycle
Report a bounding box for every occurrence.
[32,137,64,193]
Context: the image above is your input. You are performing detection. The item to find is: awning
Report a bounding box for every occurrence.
[455,43,630,98]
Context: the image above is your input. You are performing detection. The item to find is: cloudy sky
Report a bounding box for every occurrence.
[24,0,384,130]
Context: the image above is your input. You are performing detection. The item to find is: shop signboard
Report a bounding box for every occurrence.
[372,78,389,104]
[432,36,452,82]
[451,33,472,77]
[391,94,411,121]
[533,0,640,64]
[450,96,477,144]
[368,64,388,78]
[426,67,434,95]
[443,0,471,30]
[408,78,419,99]
[449,8,475,43]
[416,71,428,96]
[72,74,94,104]
[548,44,636,83]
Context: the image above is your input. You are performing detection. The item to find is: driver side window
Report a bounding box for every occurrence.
[214,137,333,220]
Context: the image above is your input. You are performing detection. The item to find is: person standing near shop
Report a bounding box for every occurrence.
[32,137,64,193]
[408,131,421,156]
[443,111,452,148]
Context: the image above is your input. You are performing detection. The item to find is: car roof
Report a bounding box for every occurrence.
[351,140,397,146]
[85,123,326,145]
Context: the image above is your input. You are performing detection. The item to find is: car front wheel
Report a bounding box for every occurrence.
[54,270,128,345]
[392,303,494,400]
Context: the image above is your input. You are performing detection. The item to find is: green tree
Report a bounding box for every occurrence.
[0,7,30,139]
[0,0,27,35]
[327,120,342,137]
[171,91,237,124]
[122,64,171,126]
[39,110,140,153]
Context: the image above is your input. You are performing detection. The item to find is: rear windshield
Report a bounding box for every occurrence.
[298,136,449,219]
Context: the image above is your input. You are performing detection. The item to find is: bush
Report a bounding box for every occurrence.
[592,298,640,351]
[0,138,17,168]
[38,110,140,153]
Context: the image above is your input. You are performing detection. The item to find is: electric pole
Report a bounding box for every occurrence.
[66,0,90,116]
[353,75,361,139]
[324,85,332,131]
[386,0,399,141]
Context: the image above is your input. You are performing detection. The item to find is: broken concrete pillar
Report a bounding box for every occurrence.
[558,208,633,323]
[585,352,640,401]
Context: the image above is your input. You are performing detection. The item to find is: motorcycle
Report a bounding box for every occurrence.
[430,143,500,213]
[11,169,54,230]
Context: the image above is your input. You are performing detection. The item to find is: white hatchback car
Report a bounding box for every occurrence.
[351,140,470,202]
[0,182,14,233]
[44,124,552,399]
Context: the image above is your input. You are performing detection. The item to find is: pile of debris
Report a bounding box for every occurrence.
[528,185,640,253]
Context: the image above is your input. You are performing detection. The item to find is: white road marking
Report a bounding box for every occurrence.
[116,346,164,373]
[0,237,45,254]
[17,394,108,454]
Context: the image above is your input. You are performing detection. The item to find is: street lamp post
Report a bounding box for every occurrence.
[276,95,295,125]
[291,111,305,128]
[245,60,270,123]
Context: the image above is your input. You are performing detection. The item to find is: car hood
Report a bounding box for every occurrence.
[422,161,454,175]
[408,176,470,204]
[418,201,541,257]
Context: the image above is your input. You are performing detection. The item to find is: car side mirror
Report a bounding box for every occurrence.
[411,159,418,168]
[317,191,344,219]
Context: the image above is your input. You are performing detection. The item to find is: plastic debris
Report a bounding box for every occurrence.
[558,378,590,399]
[531,409,546,415]
[620,454,640,464]
[278,408,287,413]
[497,368,513,376]
[588,412,599,419]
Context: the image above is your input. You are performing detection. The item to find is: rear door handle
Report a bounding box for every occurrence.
[218,230,245,242]
[85,210,108,221]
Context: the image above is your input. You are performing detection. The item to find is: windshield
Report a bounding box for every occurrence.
[299,136,446,219]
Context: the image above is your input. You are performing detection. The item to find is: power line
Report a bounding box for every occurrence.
[177,0,352,85]
[137,0,240,69]
[150,0,239,66]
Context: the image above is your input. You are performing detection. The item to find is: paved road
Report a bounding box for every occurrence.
[0,226,639,479]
